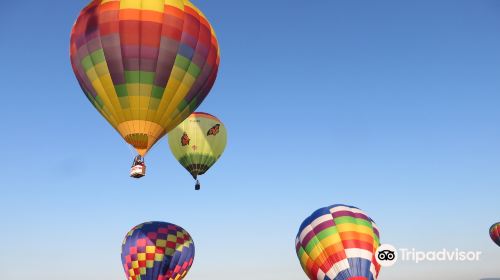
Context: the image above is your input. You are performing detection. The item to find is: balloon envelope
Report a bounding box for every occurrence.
[121,221,195,280]
[295,204,381,280]
[490,223,500,247]
[70,0,220,156]
[168,112,227,179]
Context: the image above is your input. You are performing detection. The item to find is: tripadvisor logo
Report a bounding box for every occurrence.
[400,248,482,264]
[375,244,482,266]
[376,244,398,267]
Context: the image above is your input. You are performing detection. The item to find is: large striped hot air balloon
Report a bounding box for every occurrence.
[121,221,195,280]
[70,0,220,175]
[295,204,382,280]
[490,222,500,247]
[168,112,227,190]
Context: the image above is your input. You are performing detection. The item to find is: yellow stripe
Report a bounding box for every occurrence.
[165,0,184,9]
[121,0,164,12]
[337,223,375,235]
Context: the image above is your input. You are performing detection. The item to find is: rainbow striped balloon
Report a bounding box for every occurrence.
[121,222,195,280]
[490,222,500,247]
[70,0,219,156]
[295,204,381,280]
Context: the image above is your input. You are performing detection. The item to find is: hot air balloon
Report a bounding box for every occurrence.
[295,204,381,280]
[121,221,195,280]
[490,222,500,247]
[168,112,227,190]
[70,0,220,178]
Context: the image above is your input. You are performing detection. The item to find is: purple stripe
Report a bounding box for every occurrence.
[86,37,102,53]
[141,59,158,72]
[76,44,90,60]
[123,58,139,72]
[140,46,160,60]
[182,15,199,49]
[301,230,317,247]
[313,220,336,233]
[71,9,105,102]
[184,53,217,102]
[183,33,215,102]
[153,37,180,87]
[301,220,335,246]
[188,63,217,107]
[101,34,126,84]
[122,45,140,59]
[121,45,161,60]
[191,47,208,67]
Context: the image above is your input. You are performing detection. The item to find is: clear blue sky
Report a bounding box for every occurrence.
[1,0,500,279]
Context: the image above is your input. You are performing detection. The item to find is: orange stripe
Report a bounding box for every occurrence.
[99,1,120,13]
[199,17,211,30]
[164,5,185,19]
[339,231,375,243]
[184,6,200,18]
[324,243,348,256]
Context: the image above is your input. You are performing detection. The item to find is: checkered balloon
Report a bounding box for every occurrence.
[121,221,195,280]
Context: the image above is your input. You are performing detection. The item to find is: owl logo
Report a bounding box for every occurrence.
[181,133,190,146]
[207,124,220,136]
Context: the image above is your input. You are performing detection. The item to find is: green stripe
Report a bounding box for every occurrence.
[187,63,201,78]
[95,95,104,108]
[115,84,128,97]
[316,227,339,241]
[90,49,106,65]
[175,55,191,71]
[297,247,307,258]
[304,236,321,253]
[334,216,373,228]
[81,56,93,71]
[179,154,217,168]
[125,71,155,84]
[151,86,164,99]
[176,97,198,116]
[81,49,106,71]
[303,227,338,252]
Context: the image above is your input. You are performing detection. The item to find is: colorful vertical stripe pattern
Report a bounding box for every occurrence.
[168,112,226,179]
[121,222,195,280]
[295,205,381,280]
[490,222,500,247]
[70,0,220,156]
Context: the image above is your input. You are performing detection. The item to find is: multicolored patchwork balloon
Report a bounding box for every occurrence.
[490,222,500,247]
[295,204,382,280]
[121,221,195,280]
[70,0,220,156]
[168,112,227,190]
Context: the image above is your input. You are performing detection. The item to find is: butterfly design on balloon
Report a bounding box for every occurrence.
[181,133,191,146]
[207,124,221,136]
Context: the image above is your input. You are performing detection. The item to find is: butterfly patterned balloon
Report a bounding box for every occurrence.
[121,221,195,280]
[70,0,220,157]
[295,204,382,280]
[168,112,227,189]
[490,222,500,247]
